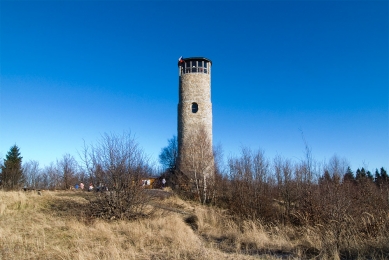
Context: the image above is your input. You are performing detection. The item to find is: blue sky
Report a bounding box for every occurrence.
[1,1,388,172]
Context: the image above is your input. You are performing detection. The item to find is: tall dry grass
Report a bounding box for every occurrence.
[194,206,294,255]
[0,190,279,260]
[1,190,388,259]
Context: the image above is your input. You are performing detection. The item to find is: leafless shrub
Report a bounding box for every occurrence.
[81,132,152,220]
[213,147,389,258]
[292,156,389,258]
[225,147,274,221]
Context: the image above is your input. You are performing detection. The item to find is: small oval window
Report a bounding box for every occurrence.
[192,103,198,113]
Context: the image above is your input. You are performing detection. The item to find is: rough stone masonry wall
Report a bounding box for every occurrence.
[177,72,213,173]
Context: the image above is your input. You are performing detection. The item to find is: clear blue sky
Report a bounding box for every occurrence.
[1,1,388,172]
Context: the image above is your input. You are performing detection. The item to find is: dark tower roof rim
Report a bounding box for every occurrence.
[178,57,212,66]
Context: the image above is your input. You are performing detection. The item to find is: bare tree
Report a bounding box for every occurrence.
[37,168,50,189]
[23,160,41,189]
[81,132,151,220]
[274,155,301,223]
[57,154,78,189]
[179,127,214,204]
[227,147,273,220]
[41,162,61,190]
[299,130,317,184]
[208,143,225,204]
[325,154,349,182]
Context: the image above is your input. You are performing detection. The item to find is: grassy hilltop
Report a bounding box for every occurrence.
[0,189,388,260]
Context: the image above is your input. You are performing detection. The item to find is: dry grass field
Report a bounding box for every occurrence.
[0,189,388,260]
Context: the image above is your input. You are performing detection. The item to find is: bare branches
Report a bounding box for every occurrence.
[178,126,214,204]
[80,132,151,220]
[57,154,78,190]
[23,160,40,189]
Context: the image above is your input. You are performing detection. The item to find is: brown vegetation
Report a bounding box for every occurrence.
[1,181,388,260]
[3,135,388,259]
[80,132,152,221]
[0,190,282,260]
[211,150,389,259]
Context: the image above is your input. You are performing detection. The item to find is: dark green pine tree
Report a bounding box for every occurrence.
[375,168,381,185]
[366,170,374,181]
[380,167,388,182]
[0,145,24,190]
[356,167,367,181]
[343,166,355,183]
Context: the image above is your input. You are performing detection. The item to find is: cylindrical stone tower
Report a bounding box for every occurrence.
[177,57,213,174]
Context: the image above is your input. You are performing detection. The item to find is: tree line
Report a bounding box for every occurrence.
[159,134,388,210]
[1,133,156,220]
[2,132,388,257]
[159,133,389,257]
[1,133,388,222]
[0,147,86,191]
[0,133,155,192]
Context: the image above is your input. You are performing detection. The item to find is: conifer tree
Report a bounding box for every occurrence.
[380,167,388,182]
[343,166,354,183]
[366,170,374,181]
[0,145,24,190]
[375,168,381,185]
[356,167,367,181]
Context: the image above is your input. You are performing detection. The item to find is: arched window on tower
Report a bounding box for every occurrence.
[192,102,198,113]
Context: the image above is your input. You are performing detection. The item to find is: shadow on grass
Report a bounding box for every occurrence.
[41,191,99,224]
[43,190,173,223]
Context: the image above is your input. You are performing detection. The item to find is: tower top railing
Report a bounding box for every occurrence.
[178,57,212,75]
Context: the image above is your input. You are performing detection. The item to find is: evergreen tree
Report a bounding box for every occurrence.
[380,167,388,182]
[366,170,374,181]
[319,170,332,184]
[343,166,354,183]
[375,168,381,185]
[356,167,367,181]
[0,145,24,190]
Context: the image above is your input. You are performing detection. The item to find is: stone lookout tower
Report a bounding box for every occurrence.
[177,57,213,174]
